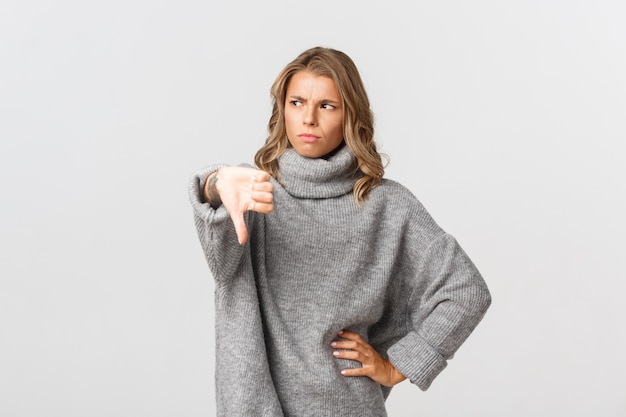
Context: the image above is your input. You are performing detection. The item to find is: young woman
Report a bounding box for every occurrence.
[189,46,491,417]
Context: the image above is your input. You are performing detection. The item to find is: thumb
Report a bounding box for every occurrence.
[231,210,248,245]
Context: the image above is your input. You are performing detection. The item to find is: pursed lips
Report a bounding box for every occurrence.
[298,133,319,143]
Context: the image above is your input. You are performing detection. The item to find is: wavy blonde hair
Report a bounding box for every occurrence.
[254,46,385,204]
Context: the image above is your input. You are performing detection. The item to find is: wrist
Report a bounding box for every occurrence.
[391,367,407,386]
[203,171,222,207]
[385,359,407,387]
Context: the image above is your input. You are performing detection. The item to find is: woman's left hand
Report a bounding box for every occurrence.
[331,330,407,387]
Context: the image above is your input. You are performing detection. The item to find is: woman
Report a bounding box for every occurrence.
[189,46,491,417]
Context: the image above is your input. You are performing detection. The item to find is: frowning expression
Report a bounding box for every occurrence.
[284,71,344,158]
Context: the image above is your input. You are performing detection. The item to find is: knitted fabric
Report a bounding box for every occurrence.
[188,145,491,417]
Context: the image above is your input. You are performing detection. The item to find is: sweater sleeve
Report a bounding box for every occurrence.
[188,165,248,284]
[387,233,491,391]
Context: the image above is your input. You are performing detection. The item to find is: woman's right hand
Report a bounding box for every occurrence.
[204,166,274,245]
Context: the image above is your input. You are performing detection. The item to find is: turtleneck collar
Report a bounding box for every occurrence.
[277,144,359,199]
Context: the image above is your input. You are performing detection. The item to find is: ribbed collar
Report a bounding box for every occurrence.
[277,145,359,199]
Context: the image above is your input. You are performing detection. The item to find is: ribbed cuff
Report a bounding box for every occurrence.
[188,165,227,219]
[387,331,447,391]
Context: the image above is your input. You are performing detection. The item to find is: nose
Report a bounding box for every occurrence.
[303,106,317,126]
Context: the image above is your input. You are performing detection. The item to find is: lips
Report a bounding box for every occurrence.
[298,133,319,143]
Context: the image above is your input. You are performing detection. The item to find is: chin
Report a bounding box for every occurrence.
[297,150,322,159]
[291,144,323,159]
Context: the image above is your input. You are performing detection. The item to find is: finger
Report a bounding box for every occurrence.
[250,181,274,193]
[333,349,363,362]
[250,190,274,204]
[340,367,367,377]
[231,211,248,245]
[330,340,360,351]
[254,170,271,182]
[249,202,274,214]
[338,330,365,342]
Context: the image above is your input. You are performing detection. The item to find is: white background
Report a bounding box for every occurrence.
[1,1,625,416]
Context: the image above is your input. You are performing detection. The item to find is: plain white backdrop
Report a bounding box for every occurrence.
[1,1,625,416]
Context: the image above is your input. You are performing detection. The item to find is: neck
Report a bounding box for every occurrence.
[277,145,359,199]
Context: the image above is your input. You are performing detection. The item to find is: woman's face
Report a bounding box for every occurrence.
[284,71,344,158]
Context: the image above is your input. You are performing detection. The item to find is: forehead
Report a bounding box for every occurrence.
[286,71,340,99]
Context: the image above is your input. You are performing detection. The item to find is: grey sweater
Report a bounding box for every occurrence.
[188,145,491,417]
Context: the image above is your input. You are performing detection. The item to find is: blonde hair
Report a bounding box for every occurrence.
[254,46,385,204]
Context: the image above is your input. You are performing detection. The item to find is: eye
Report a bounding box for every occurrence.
[290,100,303,107]
[321,103,336,110]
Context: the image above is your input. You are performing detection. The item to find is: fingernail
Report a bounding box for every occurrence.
[338,330,344,335]
[340,370,347,375]
[330,342,337,347]
[333,351,340,356]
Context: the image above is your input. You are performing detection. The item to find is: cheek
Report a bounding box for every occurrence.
[284,115,299,148]
[284,111,296,136]
[330,117,344,140]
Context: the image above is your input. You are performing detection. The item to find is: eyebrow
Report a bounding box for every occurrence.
[288,95,341,105]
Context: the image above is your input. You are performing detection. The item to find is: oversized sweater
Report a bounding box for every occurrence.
[188,145,491,417]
